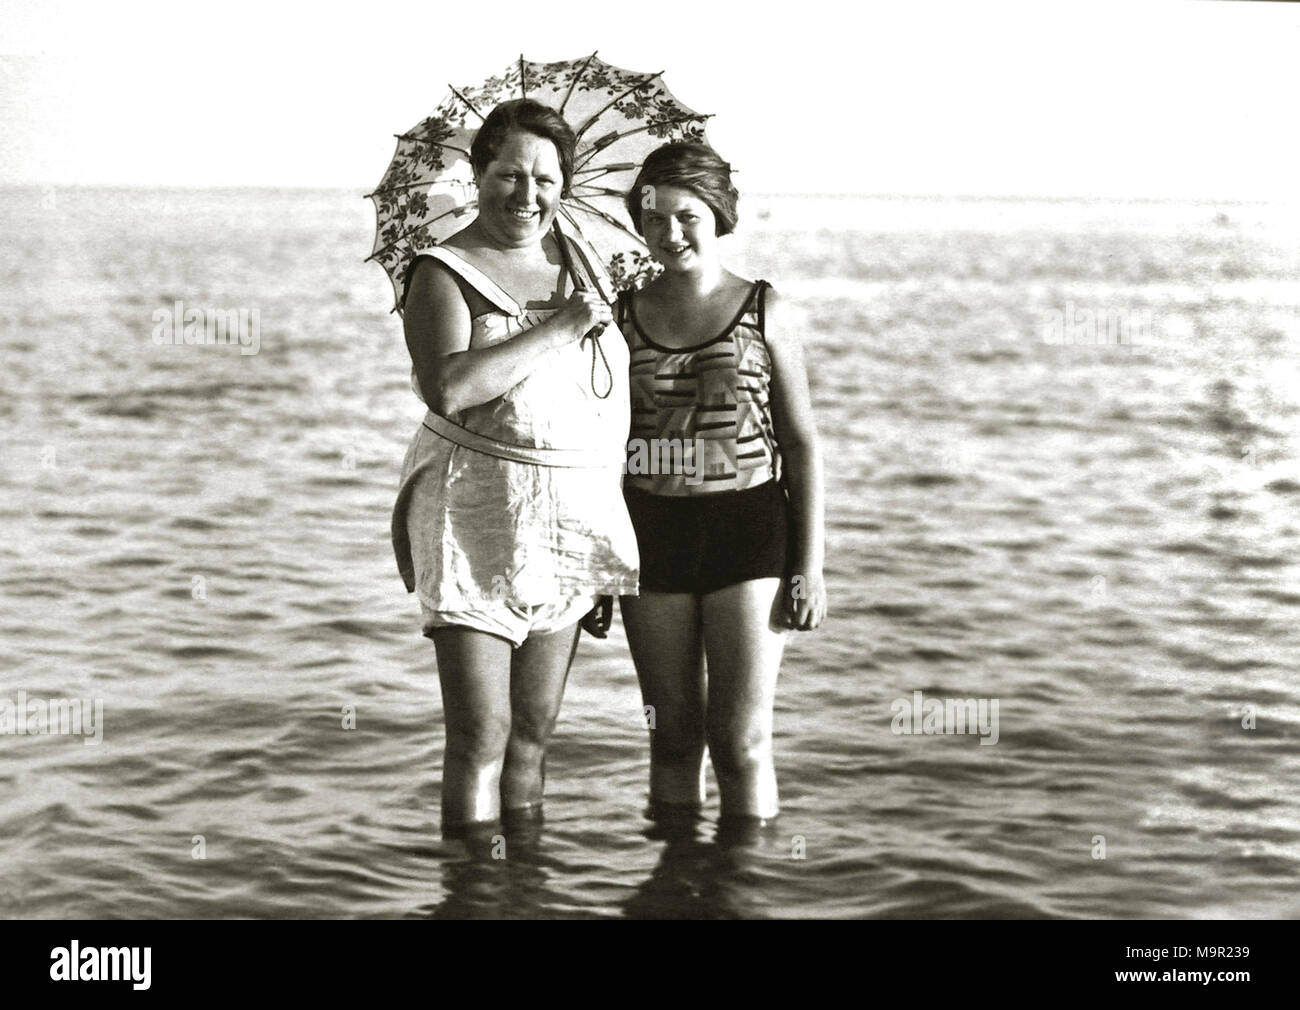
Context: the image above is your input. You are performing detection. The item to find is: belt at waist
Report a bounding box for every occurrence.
[422,410,621,468]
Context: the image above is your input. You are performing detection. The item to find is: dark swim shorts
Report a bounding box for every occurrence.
[623,479,790,595]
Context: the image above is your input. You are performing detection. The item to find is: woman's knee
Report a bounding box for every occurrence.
[507,707,560,751]
[650,723,706,766]
[707,722,772,779]
[445,713,511,765]
[655,722,707,764]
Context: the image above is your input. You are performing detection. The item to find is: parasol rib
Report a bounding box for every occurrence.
[573,113,713,172]
[572,185,639,200]
[448,85,488,122]
[518,55,527,98]
[365,202,478,261]
[396,133,472,156]
[563,195,645,245]
[574,72,664,139]
[367,177,475,199]
[569,170,636,192]
[558,52,599,115]
[574,162,637,177]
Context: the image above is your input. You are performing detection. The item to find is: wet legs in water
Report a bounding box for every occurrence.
[620,591,706,812]
[430,624,580,832]
[621,577,786,821]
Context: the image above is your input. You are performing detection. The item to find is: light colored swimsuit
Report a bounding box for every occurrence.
[391,245,639,646]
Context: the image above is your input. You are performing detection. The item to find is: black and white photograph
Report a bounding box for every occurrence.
[2,0,1297,946]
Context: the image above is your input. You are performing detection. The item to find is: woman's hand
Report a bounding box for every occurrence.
[404,261,616,415]
[557,290,612,342]
[781,570,826,631]
[580,595,613,638]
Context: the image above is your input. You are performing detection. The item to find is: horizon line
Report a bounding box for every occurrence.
[0,183,1289,207]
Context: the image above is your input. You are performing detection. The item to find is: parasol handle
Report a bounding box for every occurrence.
[551,221,607,334]
[552,223,613,399]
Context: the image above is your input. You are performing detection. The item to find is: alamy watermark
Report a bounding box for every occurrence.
[50,942,150,990]
[1042,300,1156,349]
[625,436,702,485]
[152,300,260,355]
[891,690,1000,745]
[0,693,104,745]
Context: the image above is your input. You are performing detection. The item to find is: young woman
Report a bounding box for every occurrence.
[615,142,827,826]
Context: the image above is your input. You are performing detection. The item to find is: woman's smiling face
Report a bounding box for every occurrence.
[474,129,563,247]
[641,185,718,272]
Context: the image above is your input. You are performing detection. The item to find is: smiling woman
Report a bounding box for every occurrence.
[614,141,827,829]
[467,100,575,247]
[389,99,639,837]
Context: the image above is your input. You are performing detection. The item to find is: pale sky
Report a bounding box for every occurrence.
[2,0,1298,200]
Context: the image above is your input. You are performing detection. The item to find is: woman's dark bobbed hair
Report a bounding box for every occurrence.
[625,141,739,237]
[470,98,577,197]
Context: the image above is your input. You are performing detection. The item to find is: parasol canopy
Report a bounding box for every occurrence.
[366,53,712,312]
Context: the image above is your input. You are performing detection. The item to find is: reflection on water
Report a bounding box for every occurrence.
[423,823,566,921]
[622,816,774,921]
[415,813,781,920]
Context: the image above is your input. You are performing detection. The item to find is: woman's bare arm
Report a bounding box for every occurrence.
[402,257,610,416]
[764,287,827,630]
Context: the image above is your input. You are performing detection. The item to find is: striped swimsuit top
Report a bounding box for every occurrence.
[618,280,780,496]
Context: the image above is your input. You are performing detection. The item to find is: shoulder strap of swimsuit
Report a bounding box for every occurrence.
[615,289,628,330]
[756,279,770,340]
[406,246,523,316]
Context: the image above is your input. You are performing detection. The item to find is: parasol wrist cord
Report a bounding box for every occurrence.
[582,328,613,399]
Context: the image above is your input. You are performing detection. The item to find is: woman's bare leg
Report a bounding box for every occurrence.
[700,578,786,821]
[501,622,581,813]
[619,592,707,809]
[430,628,514,830]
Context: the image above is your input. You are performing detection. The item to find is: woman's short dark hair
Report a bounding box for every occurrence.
[626,142,739,237]
[470,99,577,197]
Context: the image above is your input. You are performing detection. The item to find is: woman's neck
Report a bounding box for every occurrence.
[654,258,726,300]
[456,218,548,258]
